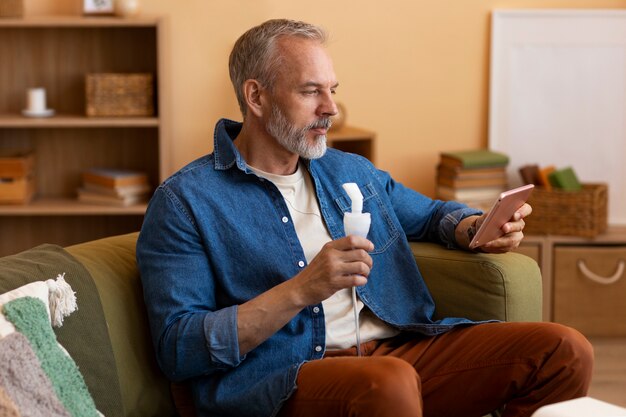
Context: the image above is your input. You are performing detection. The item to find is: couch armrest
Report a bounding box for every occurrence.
[410,242,542,322]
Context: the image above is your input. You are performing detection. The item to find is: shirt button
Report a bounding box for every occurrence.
[313,306,320,314]
[315,345,322,352]
[282,216,289,223]
[298,260,305,267]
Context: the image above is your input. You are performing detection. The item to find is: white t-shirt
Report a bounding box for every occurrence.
[248,162,399,349]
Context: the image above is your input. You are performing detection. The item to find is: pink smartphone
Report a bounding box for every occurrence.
[469,184,534,249]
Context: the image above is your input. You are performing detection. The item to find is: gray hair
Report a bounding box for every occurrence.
[228,19,327,117]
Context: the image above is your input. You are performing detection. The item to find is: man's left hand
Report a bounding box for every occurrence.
[457,203,532,254]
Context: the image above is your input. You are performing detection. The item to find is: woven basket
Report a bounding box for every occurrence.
[86,73,154,117]
[0,0,23,17]
[524,183,608,238]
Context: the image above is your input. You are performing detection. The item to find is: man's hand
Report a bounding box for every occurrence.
[456,203,533,254]
[237,235,373,355]
[292,236,374,307]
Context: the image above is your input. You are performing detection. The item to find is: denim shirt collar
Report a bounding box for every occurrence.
[213,118,246,172]
[212,118,314,174]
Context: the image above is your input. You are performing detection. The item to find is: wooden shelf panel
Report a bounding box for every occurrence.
[0,16,161,28]
[0,114,159,128]
[0,197,147,216]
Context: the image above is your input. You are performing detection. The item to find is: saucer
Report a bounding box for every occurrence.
[22,108,55,118]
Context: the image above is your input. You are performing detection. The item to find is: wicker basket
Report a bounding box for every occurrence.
[0,0,23,17]
[86,73,154,117]
[524,183,608,238]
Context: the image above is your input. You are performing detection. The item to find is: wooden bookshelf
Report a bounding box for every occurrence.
[0,16,168,256]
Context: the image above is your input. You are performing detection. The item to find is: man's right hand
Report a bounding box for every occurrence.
[293,235,374,307]
[237,235,373,356]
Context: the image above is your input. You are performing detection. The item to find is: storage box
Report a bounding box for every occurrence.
[0,0,23,18]
[0,151,34,178]
[0,151,35,204]
[0,176,35,204]
[524,183,608,238]
[553,245,626,336]
[86,73,155,117]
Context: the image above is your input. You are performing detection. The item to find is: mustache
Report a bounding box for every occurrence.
[306,118,332,131]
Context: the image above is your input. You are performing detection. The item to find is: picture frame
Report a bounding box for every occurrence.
[489,9,626,225]
[83,0,114,15]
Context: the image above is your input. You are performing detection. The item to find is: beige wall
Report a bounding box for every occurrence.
[26,0,626,196]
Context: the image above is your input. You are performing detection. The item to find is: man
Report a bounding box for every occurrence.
[137,19,593,417]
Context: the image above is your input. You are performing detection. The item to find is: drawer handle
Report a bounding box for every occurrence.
[577,259,625,285]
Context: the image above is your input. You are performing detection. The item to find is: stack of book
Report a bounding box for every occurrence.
[77,168,151,206]
[436,149,509,209]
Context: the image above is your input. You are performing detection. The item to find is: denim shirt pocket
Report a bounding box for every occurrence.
[334,182,400,254]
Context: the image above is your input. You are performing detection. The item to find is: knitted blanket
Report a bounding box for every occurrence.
[0,276,100,417]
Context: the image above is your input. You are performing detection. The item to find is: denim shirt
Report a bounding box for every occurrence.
[136,119,483,417]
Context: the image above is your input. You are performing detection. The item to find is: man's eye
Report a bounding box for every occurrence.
[303,90,318,95]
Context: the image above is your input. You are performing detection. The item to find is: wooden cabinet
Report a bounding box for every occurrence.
[517,227,626,335]
[327,125,375,163]
[0,16,168,256]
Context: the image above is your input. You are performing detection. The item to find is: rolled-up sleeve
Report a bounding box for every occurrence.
[438,207,483,249]
[204,305,244,367]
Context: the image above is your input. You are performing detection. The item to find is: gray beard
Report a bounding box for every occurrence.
[266,104,331,160]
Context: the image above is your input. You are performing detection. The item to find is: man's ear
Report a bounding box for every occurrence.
[243,79,266,118]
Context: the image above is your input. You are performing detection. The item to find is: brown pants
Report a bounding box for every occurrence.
[278,322,593,417]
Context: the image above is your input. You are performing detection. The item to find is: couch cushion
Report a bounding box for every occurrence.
[0,244,123,417]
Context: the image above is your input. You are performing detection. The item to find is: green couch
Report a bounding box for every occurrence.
[0,232,542,416]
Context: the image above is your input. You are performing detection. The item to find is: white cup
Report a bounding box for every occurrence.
[26,88,47,113]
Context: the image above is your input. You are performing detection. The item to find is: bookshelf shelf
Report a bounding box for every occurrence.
[0,15,161,28]
[0,197,147,216]
[0,16,168,255]
[0,114,160,128]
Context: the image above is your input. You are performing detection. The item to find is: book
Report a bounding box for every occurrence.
[82,181,152,198]
[548,167,582,191]
[77,188,148,207]
[82,168,148,188]
[437,165,506,180]
[518,164,541,186]
[436,175,508,189]
[436,185,505,202]
[537,166,556,191]
[439,149,509,169]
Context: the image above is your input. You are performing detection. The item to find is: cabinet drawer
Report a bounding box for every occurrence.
[553,246,626,336]
[515,243,541,266]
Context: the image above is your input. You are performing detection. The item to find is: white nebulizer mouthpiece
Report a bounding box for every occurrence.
[342,183,371,238]
[342,183,371,357]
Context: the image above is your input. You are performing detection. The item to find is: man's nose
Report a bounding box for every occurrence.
[319,92,338,117]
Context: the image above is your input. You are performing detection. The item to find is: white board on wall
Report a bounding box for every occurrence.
[489,9,626,225]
